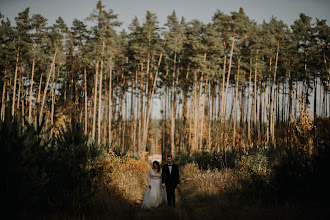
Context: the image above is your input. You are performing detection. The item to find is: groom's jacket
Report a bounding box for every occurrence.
[162,163,180,186]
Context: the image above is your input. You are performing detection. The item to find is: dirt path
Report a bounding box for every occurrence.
[132,188,190,220]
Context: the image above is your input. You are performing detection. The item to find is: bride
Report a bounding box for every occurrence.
[141,161,167,208]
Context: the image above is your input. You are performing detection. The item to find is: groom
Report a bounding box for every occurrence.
[162,155,180,207]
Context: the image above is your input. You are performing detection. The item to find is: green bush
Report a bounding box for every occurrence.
[46,119,104,207]
[0,110,105,213]
[0,111,49,210]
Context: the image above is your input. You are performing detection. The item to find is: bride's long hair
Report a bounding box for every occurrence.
[152,161,160,173]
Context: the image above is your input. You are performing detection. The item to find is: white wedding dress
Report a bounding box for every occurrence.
[141,168,167,208]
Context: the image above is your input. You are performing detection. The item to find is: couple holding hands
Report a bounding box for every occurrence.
[141,155,180,209]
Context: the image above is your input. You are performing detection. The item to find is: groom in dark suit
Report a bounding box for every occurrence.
[162,155,180,207]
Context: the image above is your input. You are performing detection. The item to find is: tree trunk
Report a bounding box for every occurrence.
[109,65,112,150]
[28,41,37,123]
[103,71,108,145]
[133,68,138,154]
[162,79,167,158]
[194,70,198,152]
[271,42,280,145]
[247,53,253,145]
[138,63,144,154]
[199,80,206,152]
[84,63,88,135]
[266,57,272,147]
[17,63,23,111]
[288,66,293,147]
[182,68,188,151]
[220,44,227,122]
[11,48,20,117]
[233,58,240,149]
[223,31,235,122]
[39,49,57,123]
[253,55,259,143]
[208,80,212,151]
[92,57,99,140]
[50,65,56,138]
[171,52,177,157]
[98,41,105,145]
[1,80,6,121]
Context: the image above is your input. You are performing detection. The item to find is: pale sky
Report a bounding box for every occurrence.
[1,0,329,29]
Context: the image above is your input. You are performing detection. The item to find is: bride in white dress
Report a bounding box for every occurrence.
[141,161,167,208]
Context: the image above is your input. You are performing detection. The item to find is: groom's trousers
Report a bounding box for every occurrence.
[166,185,176,207]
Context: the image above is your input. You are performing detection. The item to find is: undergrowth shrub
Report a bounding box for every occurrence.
[0,111,49,211]
[46,119,104,208]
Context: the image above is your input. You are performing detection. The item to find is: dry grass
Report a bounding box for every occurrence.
[98,152,150,203]
[181,162,239,197]
[179,162,244,219]
[178,162,330,220]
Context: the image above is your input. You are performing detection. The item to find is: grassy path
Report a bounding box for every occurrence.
[132,187,191,220]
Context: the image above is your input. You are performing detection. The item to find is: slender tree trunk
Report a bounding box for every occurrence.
[220,45,227,122]
[17,63,23,111]
[313,75,317,121]
[84,64,88,135]
[28,41,37,123]
[271,42,280,145]
[266,57,272,147]
[171,52,177,157]
[98,41,105,145]
[109,65,112,150]
[138,63,144,154]
[103,72,108,145]
[39,49,57,123]
[182,68,189,151]
[11,47,20,117]
[37,72,43,106]
[233,58,240,149]
[50,65,55,137]
[188,85,193,154]
[208,80,212,151]
[223,31,235,122]
[133,68,138,154]
[92,57,99,140]
[1,79,6,121]
[253,51,260,144]
[295,70,298,119]
[162,80,167,158]
[303,52,308,110]
[194,70,198,152]
[258,80,262,141]
[247,53,253,145]
[263,82,267,147]
[288,66,293,146]
[199,80,206,151]
[120,85,124,152]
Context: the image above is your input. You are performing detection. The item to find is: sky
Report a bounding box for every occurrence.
[1,0,329,29]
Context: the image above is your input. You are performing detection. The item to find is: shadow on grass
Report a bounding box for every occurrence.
[179,183,330,220]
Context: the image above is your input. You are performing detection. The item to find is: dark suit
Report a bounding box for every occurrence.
[162,163,180,207]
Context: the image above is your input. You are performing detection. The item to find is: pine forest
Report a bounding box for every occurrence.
[1,1,329,219]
